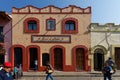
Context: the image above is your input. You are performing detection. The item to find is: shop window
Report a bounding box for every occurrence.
[62,18,78,34]
[46,18,55,31]
[24,18,39,33]
[42,53,49,66]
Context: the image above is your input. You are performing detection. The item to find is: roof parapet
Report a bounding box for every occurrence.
[12,5,91,14]
[90,23,120,32]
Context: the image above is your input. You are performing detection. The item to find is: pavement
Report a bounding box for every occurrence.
[22,70,120,77]
[16,71,120,80]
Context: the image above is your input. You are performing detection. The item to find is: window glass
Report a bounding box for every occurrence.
[47,20,55,30]
[0,27,4,42]
[42,53,49,66]
[28,20,37,30]
[0,27,3,35]
[65,21,75,30]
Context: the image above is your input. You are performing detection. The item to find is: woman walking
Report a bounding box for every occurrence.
[45,61,54,80]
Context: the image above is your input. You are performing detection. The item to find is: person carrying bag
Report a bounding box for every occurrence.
[45,61,54,80]
[102,63,114,80]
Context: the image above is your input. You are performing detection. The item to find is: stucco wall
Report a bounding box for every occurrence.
[12,5,91,71]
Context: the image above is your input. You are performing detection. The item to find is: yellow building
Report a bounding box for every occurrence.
[11,5,91,72]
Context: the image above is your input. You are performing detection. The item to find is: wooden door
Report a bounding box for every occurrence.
[115,48,120,70]
[14,48,22,66]
[29,48,38,70]
[54,48,63,71]
[76,48,84,71]
[94,48,104,71]
[94,53,104,71]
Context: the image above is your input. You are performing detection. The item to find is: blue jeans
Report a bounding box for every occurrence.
[46,74,54,80]
[104,74,112,80]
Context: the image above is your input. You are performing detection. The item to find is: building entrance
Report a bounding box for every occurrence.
[14,47,22,66]
[76,48,84,71]
[29,48,38,70]
[54,48,63,71]
[94,48,104,71]
[115,47,120,70]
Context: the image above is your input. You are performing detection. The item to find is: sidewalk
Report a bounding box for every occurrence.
[22,70,120,77]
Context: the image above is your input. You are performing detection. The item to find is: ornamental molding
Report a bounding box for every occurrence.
[90,23,120,32]
[12,5,91,14]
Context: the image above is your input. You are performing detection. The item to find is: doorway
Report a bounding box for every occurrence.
[42,53,49,66]
[29,48,38,70]
[94,48,104,71]
[76,48,85,71]
[54,48,63,71]
[115,47,120,70]
[14,47,22,66]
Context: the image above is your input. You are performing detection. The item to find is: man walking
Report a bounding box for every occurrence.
[0,62,13,80]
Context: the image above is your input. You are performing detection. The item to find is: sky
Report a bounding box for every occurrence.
[0,0,120,24]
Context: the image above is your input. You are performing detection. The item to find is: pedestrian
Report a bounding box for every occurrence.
[18,64,23,78]
[45,61,54,80]
[0,64,3,70]
[13,65,19,79]
[0,62,13,80]
[34,59,38,71]
[102,63,113,80]
[105,57,116,73]
[105,57,115,66]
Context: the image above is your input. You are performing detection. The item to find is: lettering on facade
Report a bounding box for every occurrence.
[31,35,71,43]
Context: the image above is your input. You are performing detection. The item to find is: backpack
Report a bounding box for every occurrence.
[104,66,112,74]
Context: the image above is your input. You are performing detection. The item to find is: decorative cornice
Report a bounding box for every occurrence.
[90,23,120,32]
[12,5,91,14]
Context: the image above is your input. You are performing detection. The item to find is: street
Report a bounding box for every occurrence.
[20,76,120,80]
[15,71,120,80]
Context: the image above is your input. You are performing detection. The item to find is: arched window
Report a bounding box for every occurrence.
[65,20,75,30]
[24,18,39,33]
[28,20,37,30]
[62,18,78,34]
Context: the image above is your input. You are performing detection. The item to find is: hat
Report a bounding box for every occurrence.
[4,62,12,68]
[109,57,112,60]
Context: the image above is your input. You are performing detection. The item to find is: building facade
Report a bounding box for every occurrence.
[90,23,120,71]
[11,5,91,71]
[0,11,12,64]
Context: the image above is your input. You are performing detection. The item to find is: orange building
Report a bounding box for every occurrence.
[11,5,91,72]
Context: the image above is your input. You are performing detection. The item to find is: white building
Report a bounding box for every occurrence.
[90,23,120,71]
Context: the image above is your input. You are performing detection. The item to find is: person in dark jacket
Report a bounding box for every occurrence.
[105,57,115,66]
[45,61,54,80]
[0,62,13,80]
[102,63,113,80]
